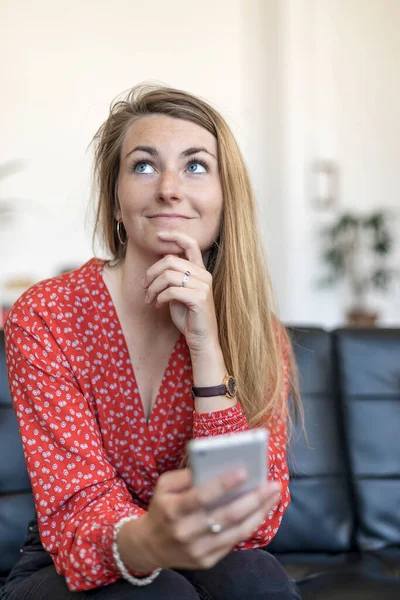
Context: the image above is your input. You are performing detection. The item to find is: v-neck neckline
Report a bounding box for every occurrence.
[95,258,187,430]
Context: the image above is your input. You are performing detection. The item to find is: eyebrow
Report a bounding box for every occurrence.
[125,145,217,160]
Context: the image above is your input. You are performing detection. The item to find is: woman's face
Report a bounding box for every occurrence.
[117,114,223,260]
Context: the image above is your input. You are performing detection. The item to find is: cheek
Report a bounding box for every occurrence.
[211,191,224,221]
[118,176,147,210]
[204,201,223,239]
[213,183,224,213]
[200,183,223,214]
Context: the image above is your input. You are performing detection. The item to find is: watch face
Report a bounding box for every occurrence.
[227,377,237,397]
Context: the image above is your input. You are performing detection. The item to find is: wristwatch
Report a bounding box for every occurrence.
[192,375,237,399]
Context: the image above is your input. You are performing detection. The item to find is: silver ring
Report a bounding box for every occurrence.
[206,518,222,534]
[181,270,191,288]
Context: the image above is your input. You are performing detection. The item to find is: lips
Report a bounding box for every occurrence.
[149,214,190,219]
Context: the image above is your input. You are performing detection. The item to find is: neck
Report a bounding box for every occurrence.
[104,242,212,331]
[106,247,173,329]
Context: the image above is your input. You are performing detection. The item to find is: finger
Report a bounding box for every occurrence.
[157,468,192,494]
[145,269,198,305]
[177,468,247,516]
[157,231,205,266]
[178,486,281,569]
[236,502,277,543]
[143,255,211,290]
[208,481,281,534]
[177,481,281,548]
[193,500,277,559]
[154,286,209,309]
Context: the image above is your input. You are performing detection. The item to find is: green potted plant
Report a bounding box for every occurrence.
[317,210,399,326]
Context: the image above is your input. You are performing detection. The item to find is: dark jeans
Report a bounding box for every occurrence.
[0,520,301,599]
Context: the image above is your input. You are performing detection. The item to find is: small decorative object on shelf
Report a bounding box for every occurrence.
[316,210,399,327]
[312,160,339,210]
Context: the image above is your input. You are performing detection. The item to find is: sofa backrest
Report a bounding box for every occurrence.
[269,327,356,553]
[0,329,35,578]
[1,326,399,576]
[334,328,400,551]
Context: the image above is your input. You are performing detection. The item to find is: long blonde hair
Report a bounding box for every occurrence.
[92,83,302,435]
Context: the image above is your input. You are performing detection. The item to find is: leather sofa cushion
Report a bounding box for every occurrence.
[335,329,400,550]
[268,328,355,553]
[0,407,31,493]
[298,571,400,600]
[276,549,400,582]
[0,493,36,575]
[0,330,35,577]
[279,551,367,582]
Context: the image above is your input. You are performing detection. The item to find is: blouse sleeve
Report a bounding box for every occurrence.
[4,308,147,592]
[192,328,291,549]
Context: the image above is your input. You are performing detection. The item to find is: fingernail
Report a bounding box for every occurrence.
[158,231,168,236]
[141,278,146,287]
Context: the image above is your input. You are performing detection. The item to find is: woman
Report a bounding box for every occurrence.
[2,84,302,599]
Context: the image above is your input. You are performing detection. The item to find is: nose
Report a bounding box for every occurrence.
[156,169,183,203]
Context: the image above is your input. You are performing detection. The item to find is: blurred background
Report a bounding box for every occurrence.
[1,0,399,329]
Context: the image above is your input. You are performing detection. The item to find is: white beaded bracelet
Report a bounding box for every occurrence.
[112,515,162,587]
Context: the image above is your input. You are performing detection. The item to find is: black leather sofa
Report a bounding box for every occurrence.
[1,326,400,598]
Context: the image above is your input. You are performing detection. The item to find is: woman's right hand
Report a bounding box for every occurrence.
[126,467,282,572]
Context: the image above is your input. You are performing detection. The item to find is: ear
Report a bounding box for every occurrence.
[114,181,121,221]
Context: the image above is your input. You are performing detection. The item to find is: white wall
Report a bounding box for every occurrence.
[279,0,400,327]
[1,0,399,327]
[0,0,248,280]
[239,0,287,310]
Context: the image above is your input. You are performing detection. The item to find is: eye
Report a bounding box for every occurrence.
[132,161,155,174]
[187,160,208,174]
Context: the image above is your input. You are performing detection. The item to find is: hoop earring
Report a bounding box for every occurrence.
[116,219,127,245]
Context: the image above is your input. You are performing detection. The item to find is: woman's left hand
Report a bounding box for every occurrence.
[141,230,219,354]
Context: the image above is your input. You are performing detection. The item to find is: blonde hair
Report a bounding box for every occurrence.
[92,83,302,435]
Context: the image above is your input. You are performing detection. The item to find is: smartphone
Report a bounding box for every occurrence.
[187,428,268,509]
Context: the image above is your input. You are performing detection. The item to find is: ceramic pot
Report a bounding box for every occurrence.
[346,308,378,328]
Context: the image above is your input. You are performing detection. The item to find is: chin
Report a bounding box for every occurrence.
[151,240,185,257]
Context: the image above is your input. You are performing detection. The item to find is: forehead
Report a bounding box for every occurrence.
[121,114,217,156]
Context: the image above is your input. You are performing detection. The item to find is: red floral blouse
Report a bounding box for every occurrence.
[4,258,291,592]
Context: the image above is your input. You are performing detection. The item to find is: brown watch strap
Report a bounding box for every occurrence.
[192,384,227,398]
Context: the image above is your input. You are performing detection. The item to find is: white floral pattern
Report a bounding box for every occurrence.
[4,258,291,592]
